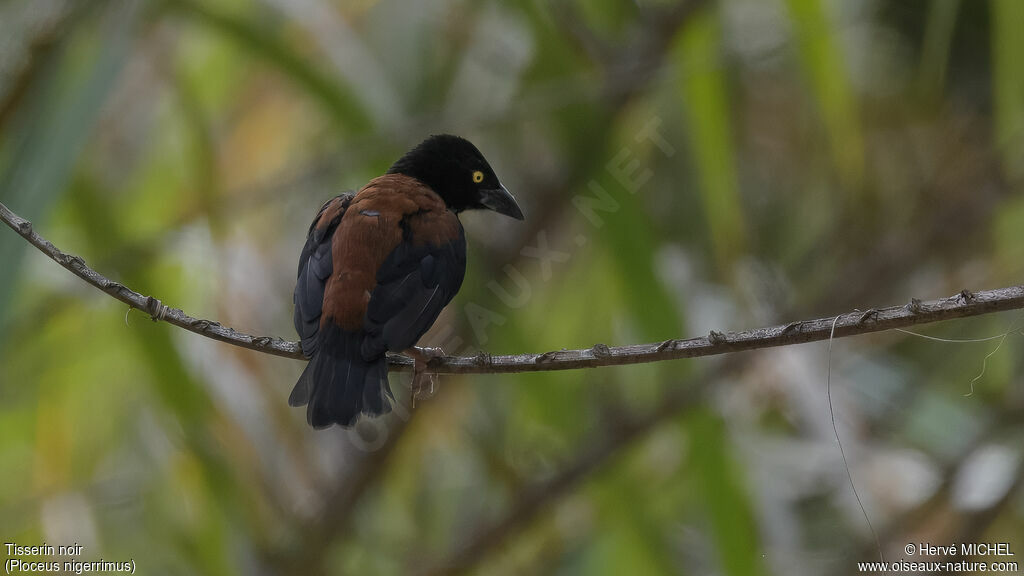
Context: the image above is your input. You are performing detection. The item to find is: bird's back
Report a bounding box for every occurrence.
[291,175,466,428]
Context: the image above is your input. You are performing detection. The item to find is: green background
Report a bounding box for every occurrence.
[1,0,1022,574]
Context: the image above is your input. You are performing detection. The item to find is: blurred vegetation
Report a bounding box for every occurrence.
[2,0,1023,575]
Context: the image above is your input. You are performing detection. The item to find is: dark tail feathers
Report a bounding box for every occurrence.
[289,327,393,429]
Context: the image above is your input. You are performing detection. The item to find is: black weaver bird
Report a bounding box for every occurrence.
[290,135,524,428]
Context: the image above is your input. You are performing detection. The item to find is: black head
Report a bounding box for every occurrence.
[387,134,524,220]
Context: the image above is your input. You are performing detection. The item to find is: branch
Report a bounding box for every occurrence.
[1,201,309,358]
[4,199,1024,374]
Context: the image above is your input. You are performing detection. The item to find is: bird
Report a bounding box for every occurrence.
[290,135,524,429]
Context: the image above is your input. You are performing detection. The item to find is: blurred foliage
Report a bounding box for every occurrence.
[2,0,1023,575]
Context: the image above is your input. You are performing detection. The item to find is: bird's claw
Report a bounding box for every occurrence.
[410,371,437,406]
[413,346,446,362]
[407,346,445,406]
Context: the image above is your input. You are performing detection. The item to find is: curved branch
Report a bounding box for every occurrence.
[1,201,310,358]
[4,200,1024,374]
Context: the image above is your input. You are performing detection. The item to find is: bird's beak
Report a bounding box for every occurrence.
[479,184,525,220]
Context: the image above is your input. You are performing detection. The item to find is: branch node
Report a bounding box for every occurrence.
[535,350,563,364]
[906,298,923,314]
[857,308,879,324]
[655,339,677,352]
[472,351,493,366]
[708,330,727,344]
[956,289,975,305]
[781,321,803,334]
[17,219,32,235]
[253,336,272,346]
[145,296,168,322]
[190,318,220,331]
[63,254,85,268]
[778,319,802,334]
[591,343,611,357]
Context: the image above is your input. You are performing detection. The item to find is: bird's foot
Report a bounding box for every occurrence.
[406,346,445,406]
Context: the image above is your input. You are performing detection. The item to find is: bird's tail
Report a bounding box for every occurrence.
[289,326,393,429]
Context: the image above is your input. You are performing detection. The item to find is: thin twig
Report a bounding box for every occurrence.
[1,200,306,359]
[5,200,1024,373]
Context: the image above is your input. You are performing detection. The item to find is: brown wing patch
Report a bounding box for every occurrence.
[321,175,454,331]
[314,195,349,231]
[407,202,461,247]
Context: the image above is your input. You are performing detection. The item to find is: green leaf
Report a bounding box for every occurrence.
[917,0,960,100]
[687,409,765,576]
[991,0,1024,180]
[674,9,747,266]
[785,0,865,192]
[161,0,373,134]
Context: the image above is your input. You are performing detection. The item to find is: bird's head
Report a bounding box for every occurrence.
[387,134,525,220]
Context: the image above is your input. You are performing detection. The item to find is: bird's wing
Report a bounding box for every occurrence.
[299,176,466,362]
[292,193,353,357]
[315,178,466,359]
[361,211,466,358]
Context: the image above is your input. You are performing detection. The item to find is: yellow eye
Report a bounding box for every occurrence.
[472,170,484,183]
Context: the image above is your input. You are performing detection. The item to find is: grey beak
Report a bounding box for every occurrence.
[479,184,525,220]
